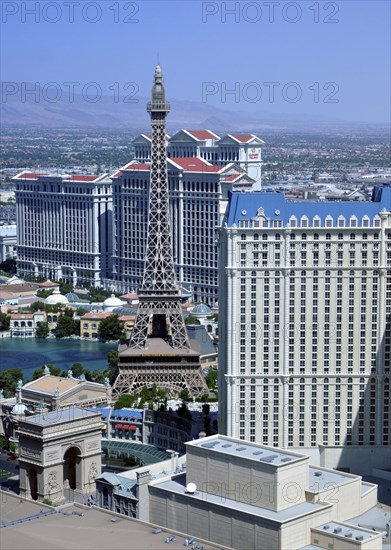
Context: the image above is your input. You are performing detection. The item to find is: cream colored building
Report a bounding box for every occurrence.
[148,435,380,550]
[18,407,102,502]
[9,311,45,337]
[21,373,111,410]
[218,186,391,459]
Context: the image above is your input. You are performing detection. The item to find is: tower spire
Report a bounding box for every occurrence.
[112,66,208,398]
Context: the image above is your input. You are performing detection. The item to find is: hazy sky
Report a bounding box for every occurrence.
[1,0,390,123]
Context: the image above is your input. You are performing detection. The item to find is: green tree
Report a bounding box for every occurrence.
[91,369,105,384]
[0,434,10,450]
[36,321,49,338]
[70,363,84,378]
[53,315,79,338]
[184,316,198,325]
[114,394,137,409]
[0,312,10,331]
[0,368,23,397]
[30,301,46,312]
[206,368,218,390]
[32,365,61,380]
[0,258,16,274]
[179,388,192,402]
[88,288,112,303]
[36,289,53,299]
[59,281,73,294]
[97,314,124,341]
[103,349,119,383]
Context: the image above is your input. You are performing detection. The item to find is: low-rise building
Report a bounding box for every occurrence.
[9,311,45,337]
[0,224,17,262]
[148,435,380,550]
[80,311,113,339]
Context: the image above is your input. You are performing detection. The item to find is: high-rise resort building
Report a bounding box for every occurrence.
[112,66,208,399]
[13,134,262,301]
[218,185,391,470]
[111,134,261,303]
[13,173,112,287]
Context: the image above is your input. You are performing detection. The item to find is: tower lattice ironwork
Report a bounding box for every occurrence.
[112,66,208,399]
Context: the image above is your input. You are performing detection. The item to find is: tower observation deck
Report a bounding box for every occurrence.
[112,66,208,399]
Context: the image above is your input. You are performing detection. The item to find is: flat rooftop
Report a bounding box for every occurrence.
[312,521,381,543]
[152,474,329,524]
[0,492,226,550]
[187,435,308,466]
[18,407,100,428]
[308,466,359,492]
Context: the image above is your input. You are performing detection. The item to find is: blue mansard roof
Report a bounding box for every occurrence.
[226,185,391,228]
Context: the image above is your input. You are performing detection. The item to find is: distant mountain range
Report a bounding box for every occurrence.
[1,83,389,133]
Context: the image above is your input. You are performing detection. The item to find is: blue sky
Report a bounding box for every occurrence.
[1,0,390,123]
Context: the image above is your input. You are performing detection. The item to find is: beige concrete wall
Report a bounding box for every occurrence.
[360,483,378,514]
[311,528,382,550]
[280,506,332,550]
[186,444,308,512]
[319,445,391,476]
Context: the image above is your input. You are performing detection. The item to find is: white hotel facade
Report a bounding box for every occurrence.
[13,131,263,302]
[14,173,113,287]
[218,186,391,464]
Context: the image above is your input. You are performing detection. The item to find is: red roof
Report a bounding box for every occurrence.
[64,175,99,182]
[14,172,48,180]
[10,313,35,319]
[223,174,241,182]
[231,134,255,143]
[169,158,222,173]
[122,162,150,171]
[81,312,113,320]
[185,130,220,141]
[112,171,122,178]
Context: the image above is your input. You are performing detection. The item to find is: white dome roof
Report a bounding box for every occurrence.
[46,289,69,305]
[103,295,125,308]
[12,403,28,415]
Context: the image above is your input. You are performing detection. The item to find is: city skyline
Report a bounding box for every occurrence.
[1,1,390,125]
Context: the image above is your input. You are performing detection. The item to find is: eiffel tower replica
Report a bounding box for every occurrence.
[112,66,208,399]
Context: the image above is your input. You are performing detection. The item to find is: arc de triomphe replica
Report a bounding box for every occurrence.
[18,407,102,502]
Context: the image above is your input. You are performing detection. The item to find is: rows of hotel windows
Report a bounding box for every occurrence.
[238,269,388,375]
[121,176,220,194]
[136,147,242,162]
[17,184,110,195]
[238,231,391,268]
[237,376,390,446]
[240,214,383,228]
